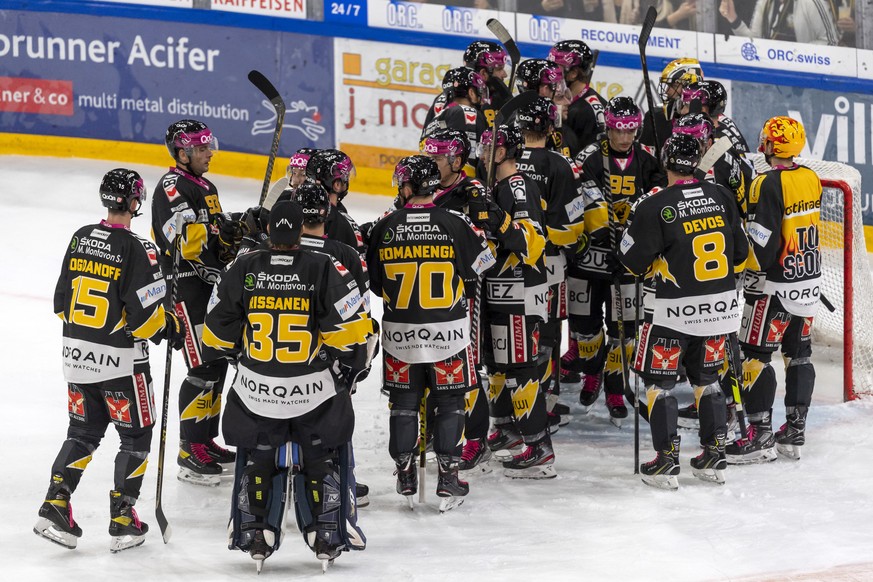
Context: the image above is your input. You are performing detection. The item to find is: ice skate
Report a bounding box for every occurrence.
[606,393,628,428]
[486,425,524,461]
[677,402,699,429]
[578,372,603,410]
[355,482,370,508]
[503,440,557,479]
[436,455,468,512]
[249,529,275,574]
[641,437,680,490]
[458,438,492,473]
[33,475,81,550]
[314,537,341,572]
[690,431,727,485]
[108,490,148,553]
[177,440,222,486]
[775,411,806,461]
[726,420,776,465]
[394,453,417,508]
[205,439,236,467]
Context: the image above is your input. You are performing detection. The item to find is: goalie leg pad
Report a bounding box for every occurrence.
[228,447,286,554]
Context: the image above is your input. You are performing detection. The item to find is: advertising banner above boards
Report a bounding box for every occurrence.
[99,0,194,7]
[731,81,873,228]
[717,35,857,78]
[366,0,514,41]
[0,10,333,172]
[333,36,731,195]
[211,0,308,20]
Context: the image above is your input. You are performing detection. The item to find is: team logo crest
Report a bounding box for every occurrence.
[766,315,791,343]
[651,338,681,371]
[385,356,410,385]
[704,336,726,364]
[801,317,812,339]
[105,392,132,424]
[434,358,464,386]
[68,385,85,419]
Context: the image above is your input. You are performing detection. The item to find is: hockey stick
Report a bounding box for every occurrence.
[633,277,642,473]
[418,391,427,505]
[484,91,539,191]
[248,70,286,206]
[693,136,734,181]
[638,7,661,160]
[155,213,184,544]
[725,331,749,441]
[486,18,521,98]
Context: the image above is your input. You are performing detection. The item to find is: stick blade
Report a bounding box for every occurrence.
[248,70,285,111]
[639,6,657,50]
[156,506,172,544]
[486,18,520,62]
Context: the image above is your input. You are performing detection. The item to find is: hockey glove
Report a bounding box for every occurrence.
[164,311,187,350]
[241,206,269,238]
[340,363,370,395]
[467,185,511,238]
[215,213,245,263]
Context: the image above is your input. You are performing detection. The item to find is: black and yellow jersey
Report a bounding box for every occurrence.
[151,166,226,284]
[422,103,489,170]
[367,204,495,364]
[327,200,366,255]
[55,222,167,383]
[744,164,822,317]
[619,180,748,336]
[565,86,607,154]
[483,172,549,320]
[201,247,371,419]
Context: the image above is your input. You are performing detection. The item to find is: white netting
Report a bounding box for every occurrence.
[749,154,873,398]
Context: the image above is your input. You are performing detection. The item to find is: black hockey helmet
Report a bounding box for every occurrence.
[441,66,488,103]
[393,155,442,200]
[100,168,146,214]
[547,40,595,77]
[661,133,701,175]
[515,59,566,96]
[165,119,217,161]
[673,113,714,146]
[679,80,728,117]
[288,180,331,224]
[605,96,643,131]
[481,124,525,161]
[421,128,472,168]
[287,147,318,177]
[305,149,355,200]
[463,40,508,73]
[517,96,559,134]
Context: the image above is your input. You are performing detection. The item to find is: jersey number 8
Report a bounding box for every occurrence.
[692,232,729,282]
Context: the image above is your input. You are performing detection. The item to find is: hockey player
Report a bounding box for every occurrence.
[727,117,821,464]
[676,80,751,157]
[422,67,490,172]
[568,97,665,423]
[367,156,495,510]
[35,169,186,551]
[289,180,377,507]
[515,97,585,428]
[419,129,492,471]
[151,119,238,485]
[547,39,606,154]
[476,124,555,478]
[202,201,371,571]
[275,147,318,201]
[423,40,510,130]
[619,134,748,489]
[640,58,703,154]
[514,58,574,156]
[305,148,366,254]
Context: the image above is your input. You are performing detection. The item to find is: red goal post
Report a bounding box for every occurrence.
[748,155,870,402]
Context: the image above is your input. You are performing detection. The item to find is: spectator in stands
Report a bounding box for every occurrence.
[836,0,855,47]
[719,0,840,45]
[617,0,695,28]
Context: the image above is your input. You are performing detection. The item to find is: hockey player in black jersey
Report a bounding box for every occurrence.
[568,97,665,423]
[514,59,574,156]
[422,40,510,130]
[419,129,492,471]
[547,39,606,154]
[640,58,703,154]
[202,201,371,572]
[515,97,585,429]
[727,117,821,464]
[677,80,751,157]
[151,119,238,485]
[35,169,186,552]
[476,125,555,478]
[367,156,495,510]
[305,148,366,254]
[619,134,748,489]
[422,67,490,173]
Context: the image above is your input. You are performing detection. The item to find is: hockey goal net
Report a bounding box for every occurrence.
[749,154,872,401]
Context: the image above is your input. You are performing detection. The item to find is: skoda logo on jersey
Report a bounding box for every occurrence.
[741,42,760,62]
[70,236,78,251]
[244,273,256,291]
[661,206,677,223]
[383,228,395,244]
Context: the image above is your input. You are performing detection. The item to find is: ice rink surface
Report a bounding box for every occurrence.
[1,156,872,581]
